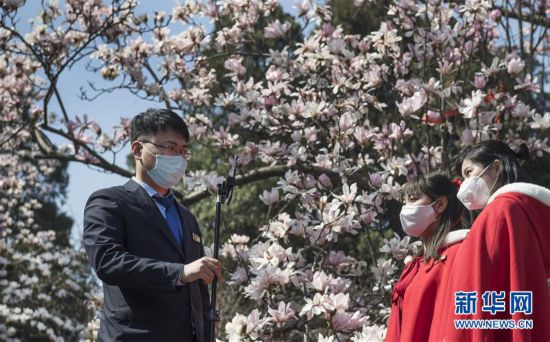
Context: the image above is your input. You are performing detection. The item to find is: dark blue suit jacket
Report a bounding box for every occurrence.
[83,179,210,342]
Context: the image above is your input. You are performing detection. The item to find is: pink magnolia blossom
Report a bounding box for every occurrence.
[514,74,540,93]
[331,311,368,332]
[300,293,334,320]
[310,271,331,292]
[369,22,402,55]
[259,188,279,206]
[473,72,487,89]
[224,57,246,78]
[264,19,290,39]
[397,90,427,116]
[268,301,296,324]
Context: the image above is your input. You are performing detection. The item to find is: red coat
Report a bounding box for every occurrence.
[386,234,465,342]
[430,183,550,341]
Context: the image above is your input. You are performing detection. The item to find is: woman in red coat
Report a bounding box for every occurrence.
[431,140,550,341]
[386,173,468,341]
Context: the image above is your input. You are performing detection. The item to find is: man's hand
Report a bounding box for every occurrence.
[180,257,222,285]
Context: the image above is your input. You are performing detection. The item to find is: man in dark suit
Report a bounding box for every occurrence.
[84,108,222,341]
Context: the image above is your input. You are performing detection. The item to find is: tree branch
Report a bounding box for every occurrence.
[496,5,550,29]
[179,164,367,206]
[33,125,132,177]
[144,61,173,112]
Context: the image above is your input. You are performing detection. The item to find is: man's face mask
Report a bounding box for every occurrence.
[399,200,438,237]
[142,144,187,189]
[457,164,499,211]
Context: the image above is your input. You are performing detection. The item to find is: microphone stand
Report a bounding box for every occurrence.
[209,156,238,342]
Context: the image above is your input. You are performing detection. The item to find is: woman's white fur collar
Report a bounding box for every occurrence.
[403,229,470,265]
[488,182,550,207]
[443,229,470,247]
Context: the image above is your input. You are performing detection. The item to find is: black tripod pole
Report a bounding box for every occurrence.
[209,156,238,342]
[209,186,223,341]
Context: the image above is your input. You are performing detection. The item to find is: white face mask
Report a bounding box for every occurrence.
[457,164,498,211]
[399,201,437,237]
[142,145,187,189]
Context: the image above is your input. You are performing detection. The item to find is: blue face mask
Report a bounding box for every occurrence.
[142,145,187,189]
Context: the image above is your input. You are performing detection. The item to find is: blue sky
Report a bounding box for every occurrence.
[15,1,190,243]
[15,0,301,243]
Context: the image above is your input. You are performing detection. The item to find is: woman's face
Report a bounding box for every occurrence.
[461,158,502,194]
[404,192,431,206]
[403,191,448,238]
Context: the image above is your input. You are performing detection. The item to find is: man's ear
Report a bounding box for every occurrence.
[434,197,448,214]
[131,141,142,160]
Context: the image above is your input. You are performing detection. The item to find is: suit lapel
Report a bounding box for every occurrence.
[175,203,194,259]
[124,179,186,260]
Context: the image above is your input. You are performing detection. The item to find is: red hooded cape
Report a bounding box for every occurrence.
[430,183,550,341]
[386,230,468,342]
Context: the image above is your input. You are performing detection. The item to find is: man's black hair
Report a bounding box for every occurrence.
[130,108,189,142]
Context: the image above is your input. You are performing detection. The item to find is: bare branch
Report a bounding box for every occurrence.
[34,125,132,177]
[144,60,173,112]
[179,164,367,206]
[53,82,70,124]
[496,5,550,29]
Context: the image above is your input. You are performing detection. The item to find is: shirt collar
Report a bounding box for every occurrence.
[132,176,167,198]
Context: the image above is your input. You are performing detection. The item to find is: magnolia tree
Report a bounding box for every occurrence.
[0,100,98,339]
[1,0,548,340]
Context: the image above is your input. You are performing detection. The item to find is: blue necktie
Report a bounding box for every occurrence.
[153,193,183,247]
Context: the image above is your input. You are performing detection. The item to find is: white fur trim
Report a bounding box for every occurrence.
[443,229,470,247]
[488,182,550,207]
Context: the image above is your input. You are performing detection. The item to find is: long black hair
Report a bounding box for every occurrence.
[403,172,464,262]
[455,140,529,185]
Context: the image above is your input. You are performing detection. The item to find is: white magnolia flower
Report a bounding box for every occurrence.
[458,90,484,118]
[379,233,421,261]
[370,22,402,55]
[259,188,279,206]
[460,0,491,20]
[530,113,550,129]
[370,258,397,283]
[506,57,525,75]
[300,293,334,320]
[328,293,350,312]
[337,183,358,204]
[397,91,427,116]
[352,324,387,341]
[308,271,330,292]
[225,313,247,342]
